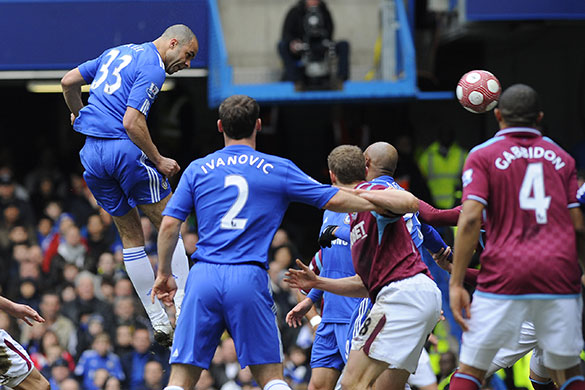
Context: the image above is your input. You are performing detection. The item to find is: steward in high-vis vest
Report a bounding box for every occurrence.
[418,129,467,209]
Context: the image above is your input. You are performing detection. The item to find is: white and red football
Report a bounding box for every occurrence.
[456,70,501,113]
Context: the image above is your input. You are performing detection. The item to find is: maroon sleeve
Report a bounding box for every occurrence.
[463,268,479,287]
[418,200,462,227]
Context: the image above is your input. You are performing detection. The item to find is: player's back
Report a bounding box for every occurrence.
[174,145,337,269]
[462,128,581,295]
[74,42,165,139]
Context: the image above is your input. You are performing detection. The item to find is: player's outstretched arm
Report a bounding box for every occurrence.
[152,215,181,307]
[284,259,368,298]
[0,296,44,326]
[358,187,419,215]
[61,68,86,118]
[323,190,379,213]
[450,199,483,332]
[123,107,180,178]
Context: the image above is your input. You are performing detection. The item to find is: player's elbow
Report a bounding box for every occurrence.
[61,69,82,90]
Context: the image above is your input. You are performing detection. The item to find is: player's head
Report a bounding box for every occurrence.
[218,95,261,140]
[327,145,366,185]
[364,142,398,181]
[495,84,543,128]
[158,24,198,74]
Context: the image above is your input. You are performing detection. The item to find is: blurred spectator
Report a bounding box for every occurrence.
[393,133,433,204]
[103,376,122,390]
[283,346,311,387]
[438,350,458,383]
[99,278,116,304]
[48,357,74,390]
[54,225,88,269]
[278,0,349,83]
[74,332,125,390]
[138,360,166,390]
[37,215,54,252]
[114,277,134,298]
[114,324,134,357]
[418,127,467,208]
[74,313,107,360]
[113,296,150,330]
[210,337,240,388]
[59,377,81,390]
[21,292,76,351]
[30,176,62,221]
[61,272,115,334]
[66,172,99,227]
[84,214,115,272]
[122,327,168,390]
[0,173,35,225]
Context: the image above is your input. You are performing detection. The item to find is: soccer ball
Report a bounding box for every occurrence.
[456,70,501,113]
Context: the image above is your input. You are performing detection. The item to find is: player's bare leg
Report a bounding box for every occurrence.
[249,363,292,389]
[139,193,190,319]
[548,364,584,389]
[165,363,202,390]
[113,207,173,346]
[309,367,342,390]
[341,349,397,390]
[13,368,50,390]
[529,370,556,390]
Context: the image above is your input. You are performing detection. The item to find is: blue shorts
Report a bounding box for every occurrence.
[171,261,283,369]
[311,322,350,370]
[80,137,171,217]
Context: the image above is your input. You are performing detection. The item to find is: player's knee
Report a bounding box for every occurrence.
[543,351,581,371]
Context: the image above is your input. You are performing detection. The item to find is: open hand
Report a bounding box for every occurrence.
[284,259,318,292]
[8,303,44,326]
[449,284,471,331]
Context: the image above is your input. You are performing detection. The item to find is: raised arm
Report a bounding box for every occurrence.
[61,68,86,118]
[358,187,419,215]
[323,189,378,213]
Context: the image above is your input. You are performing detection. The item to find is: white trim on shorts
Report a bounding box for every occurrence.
[0,329,34,388]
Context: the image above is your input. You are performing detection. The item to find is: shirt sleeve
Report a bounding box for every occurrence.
[461,151,489,206]
[285,161,339,208]
[78,56,101,84]
[126,64,166,117]
[162,169,196,221]
[421,223,449,258]
[334,225,351,242]
[566,161,579,208]
[577,183,585,206]
[418,200,461,226]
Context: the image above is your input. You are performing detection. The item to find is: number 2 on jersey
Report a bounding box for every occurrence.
[221,175,249,230]
[519,162,551,224]
[91,49,133,95]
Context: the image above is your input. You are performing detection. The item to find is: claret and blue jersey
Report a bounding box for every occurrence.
[163,144,339,269]
[75,42,166,138]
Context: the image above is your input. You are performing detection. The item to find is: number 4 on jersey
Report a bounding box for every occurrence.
[519,162,551,224]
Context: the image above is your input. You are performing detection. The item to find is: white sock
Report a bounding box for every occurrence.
[171,236,190,318]
[264,379,291,390]
[123,247,170,327]
[164,387,184,390]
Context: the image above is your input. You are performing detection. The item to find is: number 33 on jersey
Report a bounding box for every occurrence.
[73,42,166,139]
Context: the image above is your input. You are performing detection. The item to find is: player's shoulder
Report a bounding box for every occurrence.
[541,136,574,159]
[356,181,387,191]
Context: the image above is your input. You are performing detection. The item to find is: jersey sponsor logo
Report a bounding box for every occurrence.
[147,82,160,99]
[494,146,566,171]
[344,214,350,224]
[350,221,368,246]
[462,168,473,187]
[162,180,168,190]
[199,154,274,175]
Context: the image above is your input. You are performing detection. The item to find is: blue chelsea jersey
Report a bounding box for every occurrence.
[163,145,339,268]
[308,210,360,323]
[74,42,166,139]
